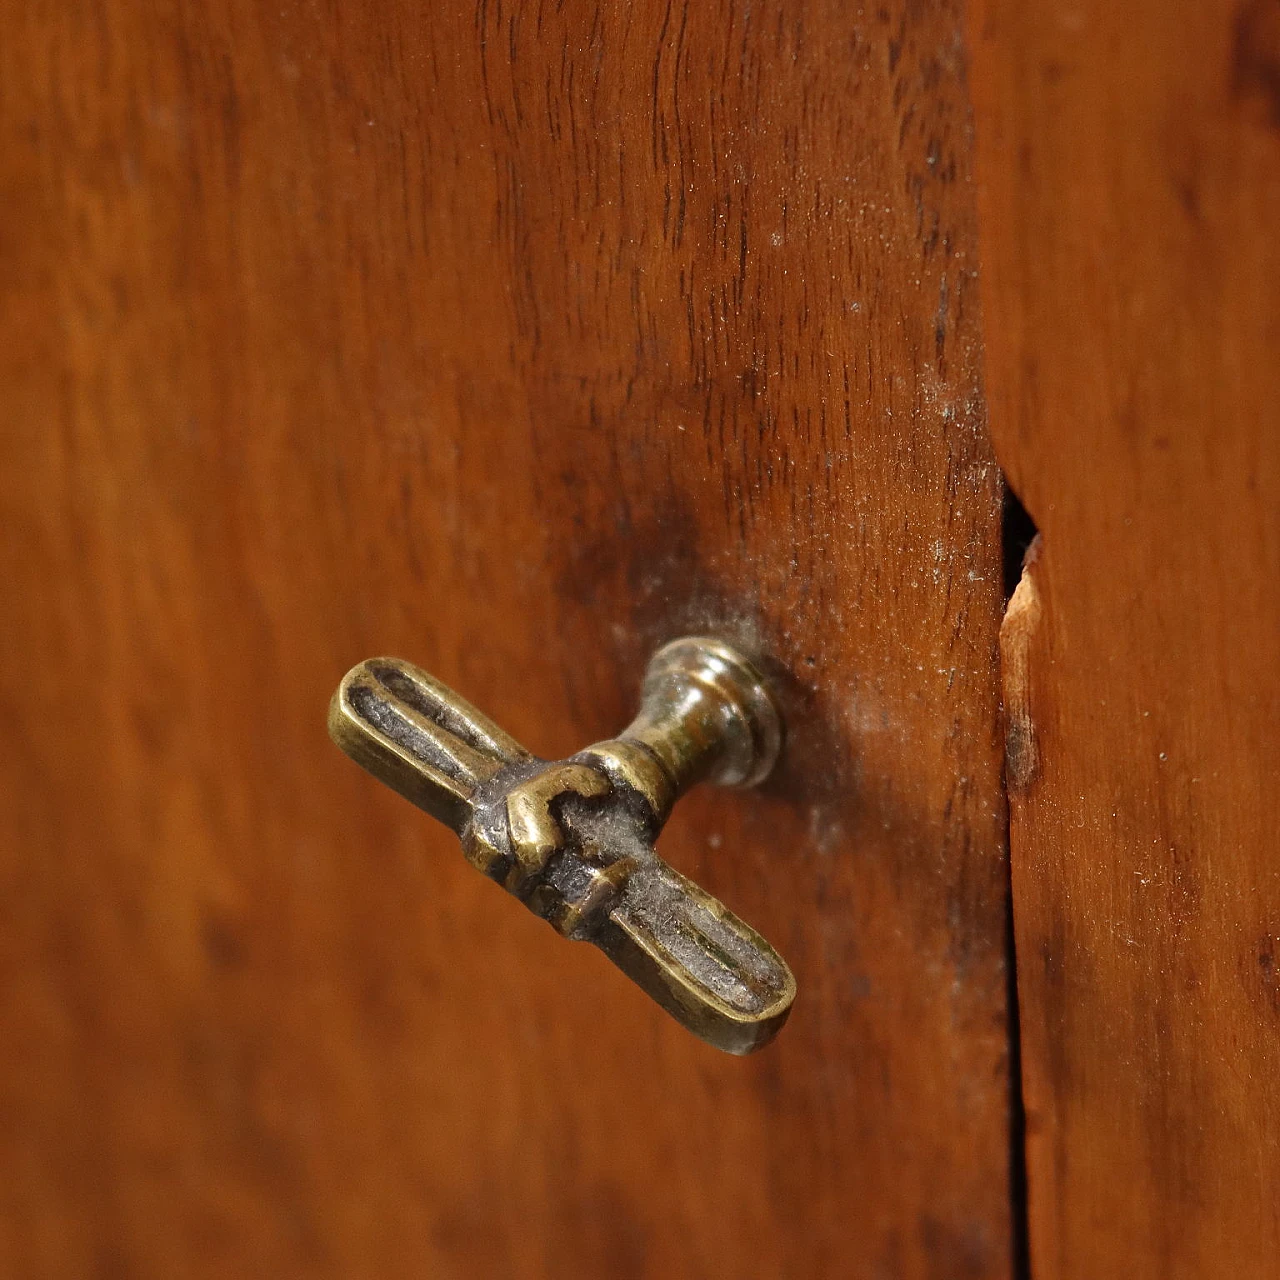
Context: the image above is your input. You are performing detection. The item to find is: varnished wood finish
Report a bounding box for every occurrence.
[2,3,1012,1275]
[972,1,1280,1275]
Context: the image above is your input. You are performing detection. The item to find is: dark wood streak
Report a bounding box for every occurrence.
[1234,0,1280,127]
[2,2,1012,1276]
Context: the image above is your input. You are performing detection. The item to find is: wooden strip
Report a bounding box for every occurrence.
[972,0,1280,1274]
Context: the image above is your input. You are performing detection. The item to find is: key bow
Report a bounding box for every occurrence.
[329,637,795,1054]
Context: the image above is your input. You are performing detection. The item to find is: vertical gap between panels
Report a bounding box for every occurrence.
[1001,478,1039,1280]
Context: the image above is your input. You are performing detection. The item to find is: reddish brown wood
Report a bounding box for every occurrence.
[1,3,1012,1275]
[972,0,1280,1275]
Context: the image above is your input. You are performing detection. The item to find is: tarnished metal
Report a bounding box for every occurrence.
[328,636,795,1054]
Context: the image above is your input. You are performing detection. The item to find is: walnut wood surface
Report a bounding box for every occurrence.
[1,3,1012,1275]
[972,1,1280,1276]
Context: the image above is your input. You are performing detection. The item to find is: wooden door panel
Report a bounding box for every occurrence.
[2,3,1013,1276]
[971,0,1280,1275]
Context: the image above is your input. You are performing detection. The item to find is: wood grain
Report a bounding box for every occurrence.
[971,0,1280,1275]
[1,2,1012,1275]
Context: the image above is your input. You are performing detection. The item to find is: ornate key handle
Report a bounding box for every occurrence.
[328,637,795,1054]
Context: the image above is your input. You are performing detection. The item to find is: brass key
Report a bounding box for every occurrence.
[328,636,795,1054]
